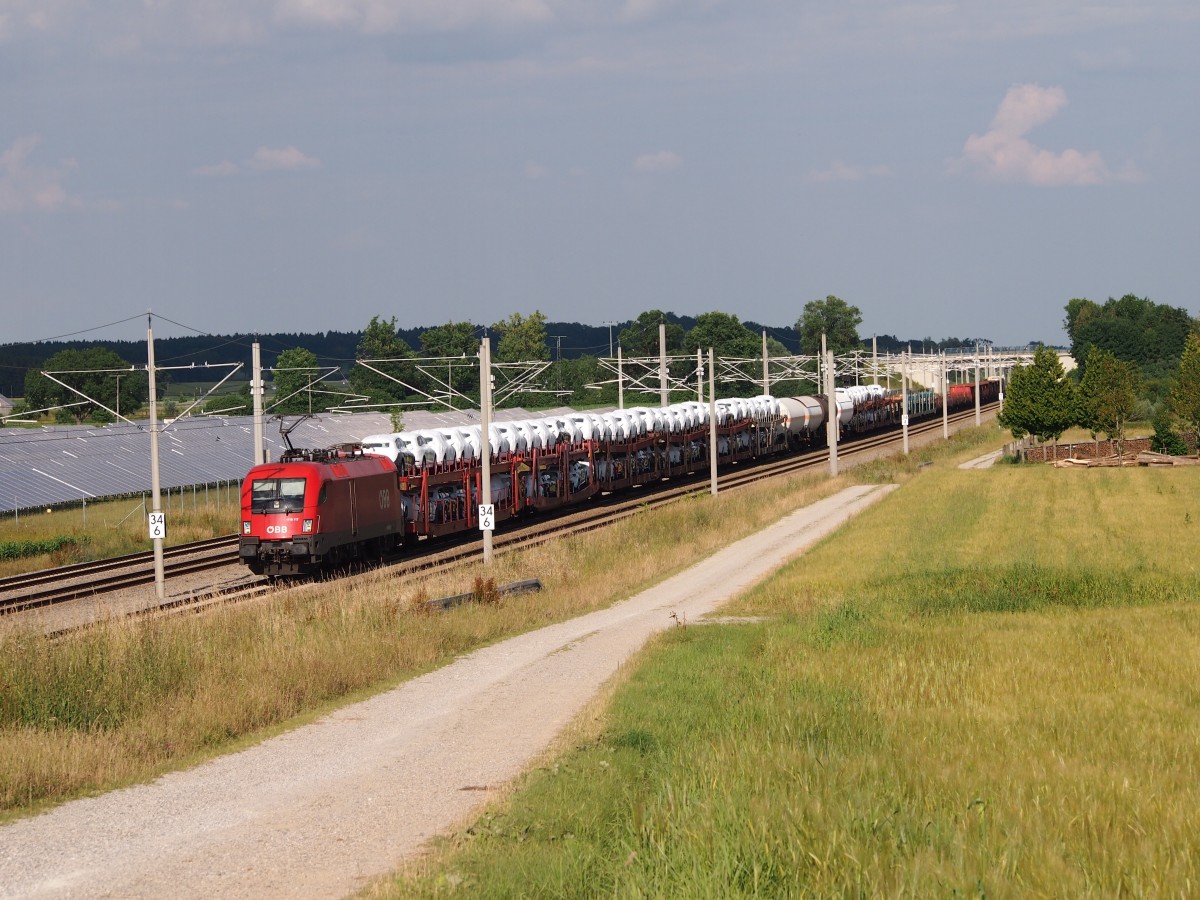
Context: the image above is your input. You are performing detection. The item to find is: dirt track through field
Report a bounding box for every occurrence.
[0,483,896,899]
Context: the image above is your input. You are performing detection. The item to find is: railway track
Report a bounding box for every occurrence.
[0,535,240,615]
[2,403,995,628]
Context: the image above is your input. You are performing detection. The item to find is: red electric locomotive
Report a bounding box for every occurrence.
[239,448,401,577]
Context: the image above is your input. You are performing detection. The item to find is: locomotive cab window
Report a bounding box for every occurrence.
[251,478,307,514]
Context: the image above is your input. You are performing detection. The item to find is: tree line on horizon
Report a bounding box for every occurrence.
[10,293,1190,428]
[1001,294,1200,457]
[4,297,988,425]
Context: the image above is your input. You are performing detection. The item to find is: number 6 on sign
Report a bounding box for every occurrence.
[148,511,167,541]
[478,504,495,531]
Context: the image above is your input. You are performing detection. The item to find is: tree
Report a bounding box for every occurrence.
[1170,333,1200,456]
[797,296,862,356]
[550,355,616,407]
[1150,413,1189,456]
[683,312,760,359]
[270,347,328,415]
[349,315,415,407]
[765,335,790,357]
[204,383,252,416]
[420,321,479,358]
[997,345,1076,443]
[420,321,481,406]
[617,310,685,358]
[680,312,762,396]
[1079,348,1142,460]
[23,347,145,424]
[492,311,549,363]
[1064,294,1194,380]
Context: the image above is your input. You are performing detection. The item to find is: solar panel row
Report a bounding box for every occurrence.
[0,407,578,514]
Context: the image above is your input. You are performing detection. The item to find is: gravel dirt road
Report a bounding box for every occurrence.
[0,483,895,899]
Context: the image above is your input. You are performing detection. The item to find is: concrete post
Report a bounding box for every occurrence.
[709,348,718,496]
[762,330,769,396]
[252,341,265,466]
[617,345,625,410]
[480,337,492,565]
[659,322,669,407]
[147,318,165,600]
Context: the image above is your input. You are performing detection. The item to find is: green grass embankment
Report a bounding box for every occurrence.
[384,453,1200,897]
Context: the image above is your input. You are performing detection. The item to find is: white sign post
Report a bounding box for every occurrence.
[148,511,167,541]
[478,504,495,532]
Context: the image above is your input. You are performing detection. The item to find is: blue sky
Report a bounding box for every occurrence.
[2,1,1197,347]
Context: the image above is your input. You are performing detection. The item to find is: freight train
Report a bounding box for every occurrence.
[238,381,999,576]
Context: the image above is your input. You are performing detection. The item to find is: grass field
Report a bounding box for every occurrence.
[381,454,1200,896]
[0,485,241,577]
[3,428,1006,818]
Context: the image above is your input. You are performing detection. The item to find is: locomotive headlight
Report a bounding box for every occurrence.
[242,521,251,535]
[302,519,314,533]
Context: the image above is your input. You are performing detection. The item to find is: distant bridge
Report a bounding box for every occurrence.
[598,346,1073,399]
[896,347,1074,394]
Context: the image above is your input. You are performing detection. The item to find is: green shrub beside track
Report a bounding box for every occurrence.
[0,537,81,561]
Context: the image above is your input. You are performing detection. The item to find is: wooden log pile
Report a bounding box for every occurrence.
[1053,451,1200,468]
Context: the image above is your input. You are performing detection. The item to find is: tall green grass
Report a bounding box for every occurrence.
[384,462,1200,897]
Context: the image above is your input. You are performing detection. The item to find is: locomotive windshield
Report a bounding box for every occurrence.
[250,477,307,514]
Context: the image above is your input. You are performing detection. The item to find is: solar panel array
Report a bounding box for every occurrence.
[0,406,581,514]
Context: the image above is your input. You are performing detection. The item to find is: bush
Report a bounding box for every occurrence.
[0,536,81,561]
[1132,398,1158,424]
[1150,418,1189,456]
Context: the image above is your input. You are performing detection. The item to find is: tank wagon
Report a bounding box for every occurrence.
[240,382,999,576]
[775,380,998,446]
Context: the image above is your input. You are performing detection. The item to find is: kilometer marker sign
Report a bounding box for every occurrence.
[148,511,167,540]
[478,504,495,531]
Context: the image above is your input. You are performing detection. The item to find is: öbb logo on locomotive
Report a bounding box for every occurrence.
[237,383,998,577]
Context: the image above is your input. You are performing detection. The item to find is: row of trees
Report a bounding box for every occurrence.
[12,293,1023,425]
[213,300,878,419]
[19,347,149,425]
[1065,294,1193,382]
[999,338,1200,457]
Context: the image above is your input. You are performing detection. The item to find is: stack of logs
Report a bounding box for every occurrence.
[1054,451,1199,468]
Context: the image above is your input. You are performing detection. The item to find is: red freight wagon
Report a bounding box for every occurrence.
[947,383,975,410]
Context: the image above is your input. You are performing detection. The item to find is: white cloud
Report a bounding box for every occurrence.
[633,150,682,173]
[0,135,78,213]
[193,146,321,176]
[248,145,321,171]
[192,160,241,178]
[957,83,1142,186]
[806,160,892,183]
[524,161,548,179]
[272,0,556,34]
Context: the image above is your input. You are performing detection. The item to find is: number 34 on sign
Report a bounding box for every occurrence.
[478,504,495,532]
